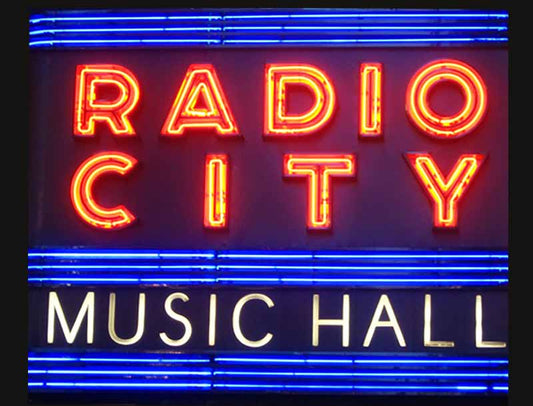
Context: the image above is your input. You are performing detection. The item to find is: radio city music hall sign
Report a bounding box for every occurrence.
[69,60,487,232]
[35,58,507,353]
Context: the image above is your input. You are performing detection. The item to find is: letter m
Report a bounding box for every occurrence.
[47,291,95,344]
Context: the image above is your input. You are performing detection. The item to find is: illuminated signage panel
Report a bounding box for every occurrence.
[28,8,508,399]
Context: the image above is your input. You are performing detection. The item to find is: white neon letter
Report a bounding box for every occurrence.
[232,293,274,348]
[424,294,454,347]
[108,292,146,345]
[475,295,506,348]
[160,293,193,347]
[47,291,95,344]
[312,294,350,347]
[363,294,406,347]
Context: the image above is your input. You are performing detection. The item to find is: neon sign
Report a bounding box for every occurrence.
[70,60,488,231]
[44,289,505,350]
[28,8,508,399]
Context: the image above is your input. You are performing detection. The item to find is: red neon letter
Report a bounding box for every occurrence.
[406,59,487,139]
[265,64,336,136]
[161,64,239,136]
[70,152,137,230]
[204,154,228,229]
[405,153,485,228]
[74,65,140,136]
[283,154,355,230]
[360,63,382,137]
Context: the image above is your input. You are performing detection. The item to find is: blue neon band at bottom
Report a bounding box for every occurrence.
[213,357,507,365]
[212,383,489,391]
[27,369,507,379]
[212,371,507,378]
[29,369,213,376]
[28,356,210,363]
[37,381,212,389]
[27,351,508,394]
[28,381,495,392]
[29,354,507,366]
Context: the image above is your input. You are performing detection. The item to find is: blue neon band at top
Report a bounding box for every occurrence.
[29,25,508,36]
[28,9,508,48]
[29,38,507,48]
[29,11,509,24]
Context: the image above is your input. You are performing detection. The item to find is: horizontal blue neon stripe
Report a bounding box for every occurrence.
[27,277,508,285]
[226,25,508,31]
[213,383,490,391]
[28,249,508,260]
[312,253,508,259]
[30,39,221,46]
[216,265,507,271]
[29,37,507,48]
[27,368,507,379]
[29,369,212,376]
[28,381,498,392]
[29,25,508,36]
[213,357,508,365]
[30,27,224,35]
[28,265,218,270]
[212,370,507,378]
[29,12,509,24]
[27,381,506,393]
[28,382,492,391]
[30,16,223,23]
[28,251,215,259]
[27,265,508,272]
[29,353,508,366]
[225,13,508,19]
[224,38,507,43]
[28,356,210,363]
[33,381,212,389]
[220,253,508,259]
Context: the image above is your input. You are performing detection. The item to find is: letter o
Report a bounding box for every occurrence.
[406,59,487,139]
